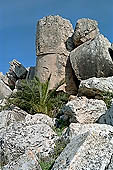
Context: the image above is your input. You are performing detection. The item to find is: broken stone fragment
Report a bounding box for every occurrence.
[73,18,99,47]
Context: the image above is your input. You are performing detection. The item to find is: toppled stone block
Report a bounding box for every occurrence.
[61,96,107,123]
[70,34,113,81]
[52,123,113,170]
[9,59,27,79]
[73,18,99,47]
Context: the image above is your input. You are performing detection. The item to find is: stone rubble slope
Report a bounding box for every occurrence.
[0,15,113,169]
[52,123,113,170]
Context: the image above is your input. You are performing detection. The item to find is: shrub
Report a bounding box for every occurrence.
[6,75,69,117]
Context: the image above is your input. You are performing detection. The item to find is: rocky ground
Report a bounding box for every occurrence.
[0,15,113,170]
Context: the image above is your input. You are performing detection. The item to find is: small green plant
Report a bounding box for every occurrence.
[101,91,113,109]
[39,160,54,170]
[53,138,69,159]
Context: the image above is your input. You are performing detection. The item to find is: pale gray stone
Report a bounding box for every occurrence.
[61,96,107,123]
[78,76,113,98]
[36,15,74,55]
[70,34,113,81]
[73,18,99,47]
[0,106,27,130]
[3,150,42,170]
[25,114,55,128]
[52,123,113,170]
[1,120,58,164]
[0,79,12,100]
[35,15,74,89]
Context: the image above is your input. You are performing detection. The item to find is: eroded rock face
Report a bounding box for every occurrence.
[35,15,74,89]
[25,113,55,128]
[61,96,107,123]
[78,76,113,98]
[3,150,42,170]
[73,18,99,47]
[36,53,67,89]
[52,123,113,170]
[70,34,113,81]
[0,106,27,131]
[36,15,74,55]
[1,120,58,165]
[9,59,27,79]
[0,79,12,100]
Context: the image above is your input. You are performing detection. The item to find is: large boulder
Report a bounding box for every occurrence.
[52,123,113,170]
[0,79,12,100]
[70,34,113,81]
[78,76,113,98]
[73,18,99,47]
[9,59,27,79]
[35,15,74,89]
[61,96,107,123]
[36,15,73,55]
[3,150,42,170]
[1,119,58,165]
[0,106,27,132]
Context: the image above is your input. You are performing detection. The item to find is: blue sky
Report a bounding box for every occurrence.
[0,0,113,74]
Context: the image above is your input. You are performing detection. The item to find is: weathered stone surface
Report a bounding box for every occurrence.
[9,59,27,79]
[1,120,58,164]
[25,114,55,128]
[78,76,113,98]
[0,79,12,100]
[36,15,74,55]
[0,106,27,131]
[65,57,78,95]
[97,104,113,126]
[52,123,113,170]
[73,18,99,47]
[3,150,42,170]
[61,96,107,123]
[35,15,74,89]
[70,34,113,80]
[36,53,67,89]
[1,75,15,90]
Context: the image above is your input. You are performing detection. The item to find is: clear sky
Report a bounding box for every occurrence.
[0,0,113,74]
